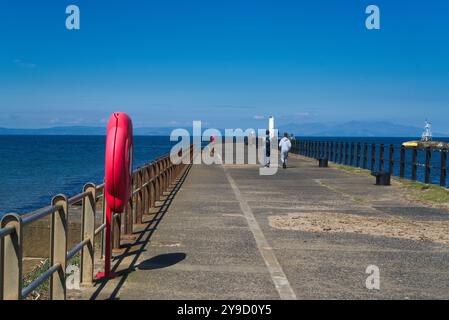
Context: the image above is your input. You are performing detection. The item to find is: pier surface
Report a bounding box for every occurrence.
[79,148,449,300]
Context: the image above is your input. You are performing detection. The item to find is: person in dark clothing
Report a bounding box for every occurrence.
[265,129,271,167]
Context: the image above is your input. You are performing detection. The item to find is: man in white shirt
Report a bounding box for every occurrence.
[279,133,292,169]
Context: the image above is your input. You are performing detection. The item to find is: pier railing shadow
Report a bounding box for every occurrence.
[89,163,192,300]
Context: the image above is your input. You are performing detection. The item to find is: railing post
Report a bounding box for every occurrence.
[159,161,165,194]
[150,164,156,208]
[162,159,167,192]
[339,143,343,164]
[319,142,322,158]
[100,186,106,259]
[50,194,68,300]
[309,141,312,158]
[379,144,384,173]
[344,143,348,165]
[313,141,316,158]
[0,213,23,300]
[389,144,394,175]
[440,149,447,187]
[425,147,431,184]
[123,193,133,235]
[81,183,96,285]
[412,147,418,181]
[164,158,169,190]
[350,143,354,166]
[143,166,149,217]
[356,143,361,167]
[144,166,151,215]
[156,162,161,201]
[112,213,121,250]
[400,146,405,178]
[168,158,173,186]
[161,159,166,193]
[136,169,143,224]
[330,141,335,162]
[329,141,335,161]
[363,143,368,169]
[370,144,376,173]
[333,142,338,163]
[321,142,324,159]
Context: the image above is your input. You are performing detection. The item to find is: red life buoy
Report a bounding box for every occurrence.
[104,112,133,213]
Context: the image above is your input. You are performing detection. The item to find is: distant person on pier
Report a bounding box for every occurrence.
[279,132,292,169]
[210,135,215,157]
[264,129,271,167]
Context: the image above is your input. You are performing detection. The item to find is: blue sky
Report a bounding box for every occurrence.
[0,0,448,129]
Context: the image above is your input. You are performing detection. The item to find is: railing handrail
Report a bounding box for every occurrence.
[21,205,62,226]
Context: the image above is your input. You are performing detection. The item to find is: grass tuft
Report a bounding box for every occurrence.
[23,259,50,300]
[401,181,449,204]
[337,165,372,177]
[22,253,81,300]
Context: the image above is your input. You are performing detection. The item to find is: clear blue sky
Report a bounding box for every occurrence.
[0,0,448,129]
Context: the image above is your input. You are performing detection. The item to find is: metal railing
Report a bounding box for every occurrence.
[0,144,194,300]
[291,140,448,187]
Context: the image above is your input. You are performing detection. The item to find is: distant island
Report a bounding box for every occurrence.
[1,121,448,137]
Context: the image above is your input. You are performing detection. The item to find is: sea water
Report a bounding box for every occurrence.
[0,135,176,215]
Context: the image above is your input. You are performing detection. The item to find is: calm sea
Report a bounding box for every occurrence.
[0,136,176,215]
[1,136,448,216]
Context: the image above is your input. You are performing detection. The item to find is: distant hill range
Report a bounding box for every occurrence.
[278,121,449,138]
[1,121,448,137]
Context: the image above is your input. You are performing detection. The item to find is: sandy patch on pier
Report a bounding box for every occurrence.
[268,212,449,244]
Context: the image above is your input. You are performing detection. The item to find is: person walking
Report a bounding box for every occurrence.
[210,135,215,157]
[279,132,292,169]
[264,129,271,167]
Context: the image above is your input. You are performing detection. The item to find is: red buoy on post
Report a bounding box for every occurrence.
[96,112,133,279]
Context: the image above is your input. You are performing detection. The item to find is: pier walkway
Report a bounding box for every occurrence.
[79,149,449,300]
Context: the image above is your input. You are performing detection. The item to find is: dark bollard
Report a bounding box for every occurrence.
[372,171,391,186]
[318,158,328,168]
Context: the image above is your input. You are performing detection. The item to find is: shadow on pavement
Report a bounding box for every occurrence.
[137,252,186,270]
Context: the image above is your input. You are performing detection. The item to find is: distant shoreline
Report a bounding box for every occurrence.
[1,120,449,137]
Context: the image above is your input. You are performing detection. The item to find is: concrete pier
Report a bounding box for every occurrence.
[78,148,449,300]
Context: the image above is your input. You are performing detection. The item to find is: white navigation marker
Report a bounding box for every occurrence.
[268,116,275,139]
